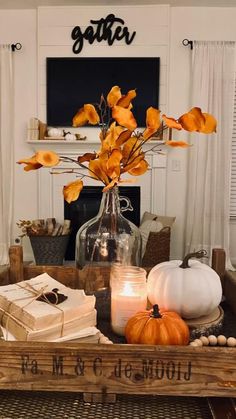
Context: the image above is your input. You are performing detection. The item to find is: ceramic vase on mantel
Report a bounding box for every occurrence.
[75,186,142,319]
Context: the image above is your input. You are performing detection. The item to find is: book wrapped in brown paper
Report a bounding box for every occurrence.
[0,309,97,341]
[0,273,95,330]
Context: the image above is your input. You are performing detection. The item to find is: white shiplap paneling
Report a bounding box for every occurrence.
[38,5,169,28]
[37,5,170,122]
[38,45,169,64]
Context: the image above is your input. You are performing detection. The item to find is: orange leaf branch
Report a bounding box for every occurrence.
[17,86,217,203]
[60,156,107,184]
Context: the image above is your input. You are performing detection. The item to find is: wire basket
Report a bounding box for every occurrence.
[141,226,171,268]
[29,234,70,266]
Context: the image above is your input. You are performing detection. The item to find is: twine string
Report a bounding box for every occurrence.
[1,281,65,341]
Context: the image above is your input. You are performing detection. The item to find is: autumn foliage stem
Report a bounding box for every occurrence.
[60,156,106,184]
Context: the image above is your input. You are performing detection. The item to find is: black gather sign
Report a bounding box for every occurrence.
[71,14,136,54]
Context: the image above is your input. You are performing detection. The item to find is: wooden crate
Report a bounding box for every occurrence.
[0,246,235,403]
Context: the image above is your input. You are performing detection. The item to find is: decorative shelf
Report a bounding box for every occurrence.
[27,139,165,154]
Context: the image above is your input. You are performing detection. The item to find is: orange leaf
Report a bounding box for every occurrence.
[112,105,137,131]
[116,130,132,147]
[179,108,217,133]
[89,158,110,185]
[122,154,145,174]
[122,137,141,165]
[102,178,119,192]
[36,150,60,167]
[107,86,122,108]
[17,155,36,164]
[201,113,217,134]
[72,107,88,127]
[73,104,100,126]
[63,179,83,203]
[117,89,136,108]
[17,155,42,171]
[178,113,199,131]
[128,159,148,176]
[189,107,206,123]
[178,107,205,132]
[24,162,42,171]
[106,149,122,179]
[162,115,182,130]
[78,153,97,163]
[84,104,100,125]
[165,140,190,148]
[143,107,161,140]
[100,122,124,153]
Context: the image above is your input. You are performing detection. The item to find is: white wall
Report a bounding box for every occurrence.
[0,10,38,257]
[1,5,236,262]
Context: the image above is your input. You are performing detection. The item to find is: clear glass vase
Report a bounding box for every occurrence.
[75,187,142,319]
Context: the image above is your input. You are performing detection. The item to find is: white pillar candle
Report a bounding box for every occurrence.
[111,265,147,336]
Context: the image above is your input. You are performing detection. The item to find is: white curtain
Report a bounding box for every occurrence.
[185,41,235,269]
[0,45,14,265]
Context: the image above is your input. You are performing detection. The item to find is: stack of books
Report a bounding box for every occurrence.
[27,117,39,141]
[0,273,97,342]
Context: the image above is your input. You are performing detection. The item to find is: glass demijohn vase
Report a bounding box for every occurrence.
[76,186,141,269]
[75,187,142,317]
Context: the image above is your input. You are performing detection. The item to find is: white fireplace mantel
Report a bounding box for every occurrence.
[27,139,167,223]
[27,138,164,154]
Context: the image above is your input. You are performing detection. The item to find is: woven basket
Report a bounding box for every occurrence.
[29,235,70,266]
[141,226,171,268]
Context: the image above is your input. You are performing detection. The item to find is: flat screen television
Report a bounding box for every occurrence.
[46,57,160,127]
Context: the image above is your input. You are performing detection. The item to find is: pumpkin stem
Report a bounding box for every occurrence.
[179,249,207,269]
[152,304,162,318]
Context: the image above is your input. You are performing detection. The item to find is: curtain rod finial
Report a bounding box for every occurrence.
[11,43,22,52]
[182,39,193,50]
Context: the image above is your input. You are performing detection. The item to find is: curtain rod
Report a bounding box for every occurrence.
[11,43,22,51]
[182,39,193,50]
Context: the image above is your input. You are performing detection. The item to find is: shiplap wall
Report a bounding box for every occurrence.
[37,5,170,125]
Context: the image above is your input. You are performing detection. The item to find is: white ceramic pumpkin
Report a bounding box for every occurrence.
[64,132,76,141]
[147,250,222,319]
[47,127,64,137]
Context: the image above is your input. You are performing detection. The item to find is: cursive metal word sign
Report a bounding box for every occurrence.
[71,13,136,54]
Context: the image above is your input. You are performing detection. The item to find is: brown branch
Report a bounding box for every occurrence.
[56,158,107,185]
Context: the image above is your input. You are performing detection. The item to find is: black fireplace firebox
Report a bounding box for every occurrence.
[64,186,141,260]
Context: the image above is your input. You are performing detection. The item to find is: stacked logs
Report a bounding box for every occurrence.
[17,218,71,237]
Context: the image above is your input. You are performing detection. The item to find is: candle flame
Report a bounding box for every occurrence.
[122,281,135,297]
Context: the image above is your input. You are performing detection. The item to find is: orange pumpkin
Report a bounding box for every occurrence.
[125,304,190,345]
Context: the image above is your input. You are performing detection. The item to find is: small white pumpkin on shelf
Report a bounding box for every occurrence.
[47,127,64,137]
[64,132,77,141]
[147,250,222,319]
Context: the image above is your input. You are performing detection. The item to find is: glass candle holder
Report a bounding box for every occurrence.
[110,264,147,336]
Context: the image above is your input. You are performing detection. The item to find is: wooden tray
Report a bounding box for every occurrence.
[0,246,235,403]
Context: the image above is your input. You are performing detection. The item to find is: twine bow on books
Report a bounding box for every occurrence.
[36,288,68,305]
[0,282,67,341]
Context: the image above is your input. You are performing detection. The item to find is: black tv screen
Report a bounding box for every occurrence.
[46,57,160,127]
